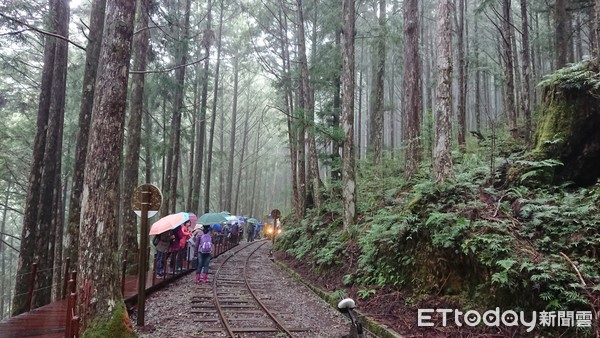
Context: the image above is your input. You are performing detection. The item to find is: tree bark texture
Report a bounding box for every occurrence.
[596,0,600,58]
[520,0,532,144]
[165,0,192,215]
[402,0,422,179]
[34,0,69,308]
[121,0,149,273]
[456,0,466,151]
[224,56,239,213]
[341,0,356,228]
[1,181,12,317]
[13,0,57,316]
[204,0,223,213]
[234,109,250,213]
[66,0,106,276]
[502,0,518,139]
[555,0,568,68]
[192,0,212,213]
[278,4,300,217]
[77,0,135,331]
[433,0,453,184]
[296,0,321,212]
[368,0,385,165]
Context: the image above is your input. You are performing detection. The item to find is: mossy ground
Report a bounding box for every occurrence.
[82,301,135,338]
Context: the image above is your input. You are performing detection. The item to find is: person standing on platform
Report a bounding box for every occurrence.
[246,221,255,242]
[230,221,239,245]
[195,224,213,283]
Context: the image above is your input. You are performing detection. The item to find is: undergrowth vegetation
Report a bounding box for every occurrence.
[276,145,599,335]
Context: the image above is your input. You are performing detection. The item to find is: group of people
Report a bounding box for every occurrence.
[153,216,263,283]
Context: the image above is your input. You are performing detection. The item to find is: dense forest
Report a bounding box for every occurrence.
[0,0,599,336]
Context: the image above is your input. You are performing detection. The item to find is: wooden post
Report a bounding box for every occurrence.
[62,258,70,300]
[70,291,79,338]
[64,279,74,338]
[26,262,37,312]
[137,187,150,326]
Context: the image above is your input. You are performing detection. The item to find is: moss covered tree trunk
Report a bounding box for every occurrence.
[77,0,135,334]
[533,61,600,186]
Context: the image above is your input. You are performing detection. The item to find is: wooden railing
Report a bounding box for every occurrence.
[64,272,80,338]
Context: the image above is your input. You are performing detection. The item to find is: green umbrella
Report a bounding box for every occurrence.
[247,218,258,224]
[220,211,231,216]
[198,212,228,225]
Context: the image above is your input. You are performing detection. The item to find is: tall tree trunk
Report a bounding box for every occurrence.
[192,0,213,213]
[218,83,225,210]
[144,95,153,183]
[34,0,69,308]
[224,56,239,212]
[357,42,364,160]
[13,0,57,316]
[596,0,600,59]
[341,0,356,228]
[520,0,532,144]
[474,13,481,133]
[66,0,106,273]
[403,0,422,179]
[574,13,582,61]
[368,0,386,164]
[433,0,454,184]
[77,0,135,332]
[204,0,223,213]
[296,53,306,216]
[456,0,466,151]
[51,162,67,301]
[332,29,342,181]
[165,0,192,215]
[502,0,518,139]
[555,0,568,68]
[250,119,262,215]
[186,65,199,212]
[1,181,11,317]
[121,0,149,272]
[296,0,320,212]
[234,109,250,213]
[279,3,300,217]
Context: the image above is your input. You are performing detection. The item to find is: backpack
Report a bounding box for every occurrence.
[200,234,212,254]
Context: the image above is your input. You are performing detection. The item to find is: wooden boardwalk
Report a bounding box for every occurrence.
[0,269,192,338]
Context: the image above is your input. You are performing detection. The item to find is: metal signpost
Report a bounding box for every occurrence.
[131,184,162,326]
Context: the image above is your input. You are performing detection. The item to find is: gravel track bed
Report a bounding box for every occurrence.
[134,240,367,337]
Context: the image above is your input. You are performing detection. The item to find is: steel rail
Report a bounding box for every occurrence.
[212,241,257,337]
[242,241,295,338]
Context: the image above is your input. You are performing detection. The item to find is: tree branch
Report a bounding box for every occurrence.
[130,56,209,74]
[0,238,19,252]
[0,13,86,51]
[0,231,20,241]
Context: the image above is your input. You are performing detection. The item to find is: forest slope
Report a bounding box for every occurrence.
[276,149,600,336]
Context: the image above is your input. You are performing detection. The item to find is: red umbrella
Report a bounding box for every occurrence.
[149,213,189,235]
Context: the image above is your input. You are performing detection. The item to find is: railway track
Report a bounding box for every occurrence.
[190,240,309,337]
